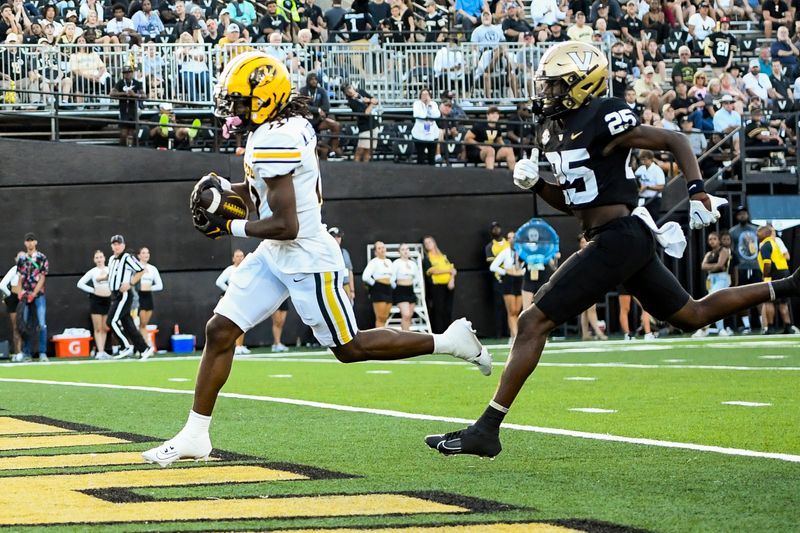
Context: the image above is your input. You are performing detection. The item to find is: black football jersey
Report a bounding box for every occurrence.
[538,97,640,210]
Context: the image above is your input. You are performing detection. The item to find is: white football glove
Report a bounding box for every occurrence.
[689,194,728,230]
[513,148,540,190]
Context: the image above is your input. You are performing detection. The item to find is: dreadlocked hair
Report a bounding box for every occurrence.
[274,93,312,122]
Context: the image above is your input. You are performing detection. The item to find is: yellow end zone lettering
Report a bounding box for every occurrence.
[0,416,73,435]
[0,434,130,451]
[0,466,469,525]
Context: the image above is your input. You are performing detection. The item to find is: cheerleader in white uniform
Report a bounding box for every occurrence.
[362,241,394,327]
[136,247,164,347]
[77,250,112,358]
[391,243,420,331]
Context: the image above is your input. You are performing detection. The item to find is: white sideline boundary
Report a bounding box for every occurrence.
[2,356,800,371]
[1,377,799,464]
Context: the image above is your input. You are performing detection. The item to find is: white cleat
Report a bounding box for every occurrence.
[140,347,155,360]
[643,332,656,341]
[444,318,492,376]
[240,345,253,354]
[717,328,732,337]
[114,346,134,359]
[691,329,708,338]
[142,432,212,468]
[95,352,113,360]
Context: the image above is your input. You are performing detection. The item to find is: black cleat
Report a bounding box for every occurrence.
[425,425,502,458]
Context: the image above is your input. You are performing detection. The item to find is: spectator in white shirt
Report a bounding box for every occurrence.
[434,38,468,91]
[470,11,504,50]
[634,149,666,219]
[742,58,773,103]
[712,94,741,153]
[412,88,441,165]
[660,103,681,131]
[106,4,138,44]
[687,2,715,42]
[531,0,565,27]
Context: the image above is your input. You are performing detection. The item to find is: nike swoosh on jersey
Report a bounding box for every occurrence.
[571,131,583,140]
[293,276,308,283]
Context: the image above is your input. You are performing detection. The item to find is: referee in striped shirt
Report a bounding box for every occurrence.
[107,235,153,359]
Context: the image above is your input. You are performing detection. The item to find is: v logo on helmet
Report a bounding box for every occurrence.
[567,51,594,72]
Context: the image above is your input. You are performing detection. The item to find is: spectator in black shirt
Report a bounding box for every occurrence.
[336,0,375,42]
[640,38,666,81]
[641,0,668,42]
[368,0,391,26]
[304,0,325,41]
[501,4,530,42]
[300,72,343,158]
[610,41,633,97]
[703,16,737,76]
[323,0,347,42]
[548,21,568,41]
[437,98,464,161]
[769,59,793,100]
[568,0,591,20]
[422,0,446,43]
[671,81,705,122]
[0,4,22,40]
[597,4,622,36]
[382,3,412,42]
[168,0,202,42]
[260,0,290,41]
[464,106,516,170]
[344,83,379,162]
[619,0,642,42]
[762,0,790,39]
[590,0,621,24]
[110,65,143,146]
[745,105,784,148]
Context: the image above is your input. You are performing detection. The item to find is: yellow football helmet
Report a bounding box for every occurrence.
[214,51,292,132]
[532,41,608,118]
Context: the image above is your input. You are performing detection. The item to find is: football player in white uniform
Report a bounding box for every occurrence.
[143,51,492,467]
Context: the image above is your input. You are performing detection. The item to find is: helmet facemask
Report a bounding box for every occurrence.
[532,76,571,118]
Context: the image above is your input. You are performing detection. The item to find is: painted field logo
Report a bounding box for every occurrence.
[0,414,645,531]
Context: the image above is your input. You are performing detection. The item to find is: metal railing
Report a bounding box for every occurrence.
[0,41,586,111]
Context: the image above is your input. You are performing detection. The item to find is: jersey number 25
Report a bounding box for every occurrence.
[604,109,637,135]
[546,148,598,206]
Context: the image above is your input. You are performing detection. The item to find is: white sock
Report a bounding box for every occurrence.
[182,410,211,437]
[432,333,453,354]
[715,320,724,332]
[742,317,751,329]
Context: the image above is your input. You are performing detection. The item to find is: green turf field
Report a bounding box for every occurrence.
[0,335,798,532]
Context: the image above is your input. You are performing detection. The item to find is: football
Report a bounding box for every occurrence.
[198,187,248,220]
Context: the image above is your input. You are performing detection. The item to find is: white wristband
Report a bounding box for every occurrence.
[230,219,248,238]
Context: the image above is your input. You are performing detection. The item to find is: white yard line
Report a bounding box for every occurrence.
[485,333,800,350]
[2,356,800,371]
[0,378,799,463]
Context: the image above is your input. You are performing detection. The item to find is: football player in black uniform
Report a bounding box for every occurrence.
[425,41,800,458]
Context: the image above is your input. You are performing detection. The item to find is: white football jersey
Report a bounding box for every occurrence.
[243,115,344,274]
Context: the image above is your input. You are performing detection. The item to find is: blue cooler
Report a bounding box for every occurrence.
[171,334,195,353]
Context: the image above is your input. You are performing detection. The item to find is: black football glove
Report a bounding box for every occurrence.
[189,172,232,214]
[193,208,232,240]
